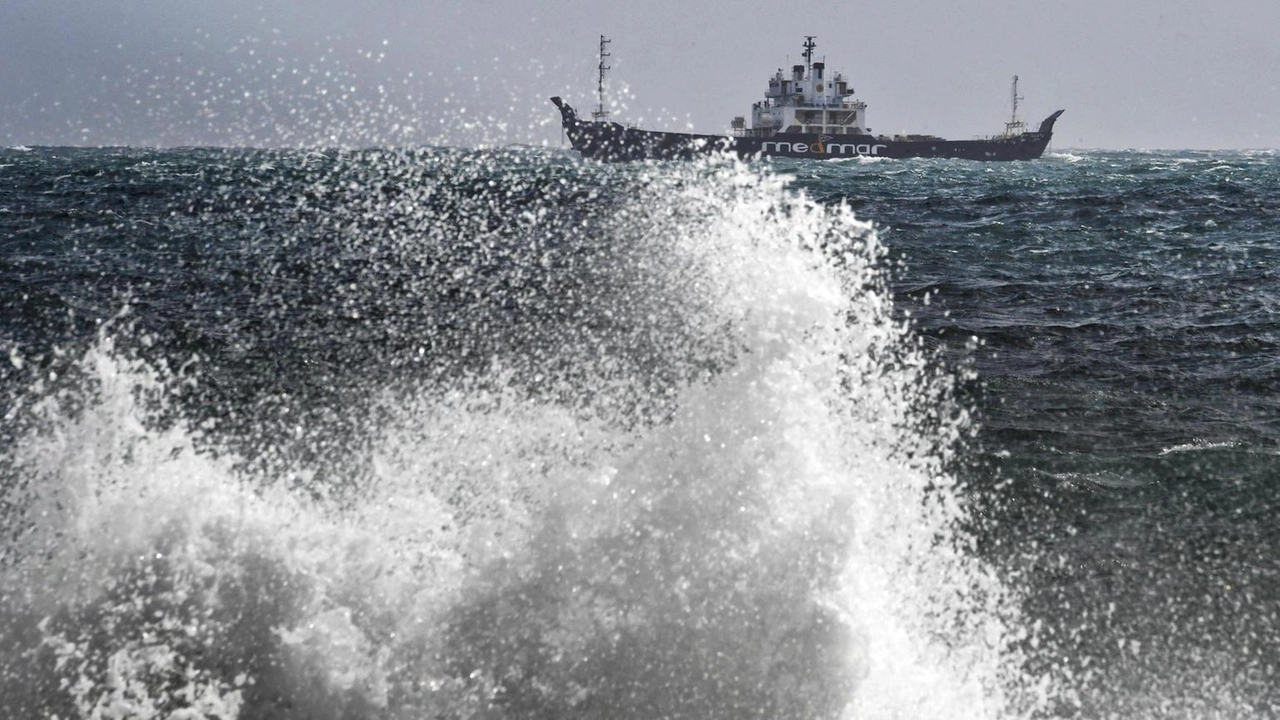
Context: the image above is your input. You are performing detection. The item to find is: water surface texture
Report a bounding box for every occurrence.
[1,147,1277,718]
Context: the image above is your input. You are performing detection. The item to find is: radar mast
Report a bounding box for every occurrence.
[1005,75,1026,135]
[593,35,612,121]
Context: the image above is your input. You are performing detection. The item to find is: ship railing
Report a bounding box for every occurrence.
[972,132,1035,142]
[731,127,779,139]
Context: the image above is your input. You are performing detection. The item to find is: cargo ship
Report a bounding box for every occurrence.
[551,36,1063,162]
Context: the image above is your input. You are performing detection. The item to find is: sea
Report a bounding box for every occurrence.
[0,145,1277,719]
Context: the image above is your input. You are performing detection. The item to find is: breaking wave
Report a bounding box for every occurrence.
[0,153,1039,718]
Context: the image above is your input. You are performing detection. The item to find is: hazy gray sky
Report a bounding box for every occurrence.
[3,0,1278,149]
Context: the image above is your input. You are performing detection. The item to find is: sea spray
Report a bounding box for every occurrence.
[1,151,1040,718]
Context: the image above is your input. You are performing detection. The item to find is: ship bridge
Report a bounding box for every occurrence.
[731,37,869,138]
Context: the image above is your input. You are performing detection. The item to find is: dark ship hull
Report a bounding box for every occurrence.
[551,97,1064,162]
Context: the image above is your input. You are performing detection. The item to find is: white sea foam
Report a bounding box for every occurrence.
[0,154,1039,718]
[1159,438,1243,456]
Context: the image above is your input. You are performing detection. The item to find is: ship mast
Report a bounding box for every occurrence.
[1005,75,1026,134]
[593,35,612,121]
[802,35,816,77]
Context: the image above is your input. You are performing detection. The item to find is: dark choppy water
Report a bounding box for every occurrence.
[1,145,1277,718]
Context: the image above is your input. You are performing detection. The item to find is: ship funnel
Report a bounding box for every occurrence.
[792,65,804,81]
[813,62,825,80]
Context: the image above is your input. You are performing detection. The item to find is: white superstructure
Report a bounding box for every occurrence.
[732,36,869,138]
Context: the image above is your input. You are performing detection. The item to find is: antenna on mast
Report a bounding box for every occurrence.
[593,35,612,121]
[1005,75,1026,134]
[802,35,816,75]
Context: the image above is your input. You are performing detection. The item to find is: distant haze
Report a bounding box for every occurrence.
[2,0,1277,149]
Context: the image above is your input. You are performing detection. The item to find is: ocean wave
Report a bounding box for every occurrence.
[0,152,1033,718]
[1159,438,1244,456]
